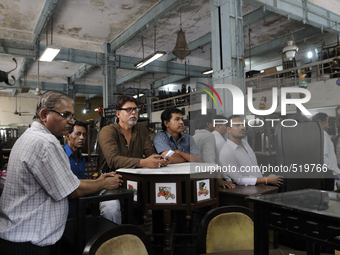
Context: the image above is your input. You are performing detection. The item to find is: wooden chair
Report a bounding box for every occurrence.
[197,206,254,254]
[82,224,153,255]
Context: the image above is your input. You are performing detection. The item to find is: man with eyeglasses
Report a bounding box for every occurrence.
[98,95,169,223]
[0,91,121,255]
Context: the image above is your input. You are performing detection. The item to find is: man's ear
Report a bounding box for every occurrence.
[39,108,48,122]
[164,120,170,128]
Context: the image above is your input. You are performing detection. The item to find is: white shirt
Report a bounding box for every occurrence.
[336,138,340,166]
[323,131,340,175]
[0,121,80,246]
[193,129,217,164]
[219,139,263,186]
[212,130,226,155]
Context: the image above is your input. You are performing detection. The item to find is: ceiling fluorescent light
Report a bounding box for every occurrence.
[134,51,166,69]
[39,45,61,62]
[133,94,144,98]
[201,69,213,74]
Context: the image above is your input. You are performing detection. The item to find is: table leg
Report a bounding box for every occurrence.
[253,204,269,255]
[163,209,171,255]
[307,242,320,255]
[125,194,133,224]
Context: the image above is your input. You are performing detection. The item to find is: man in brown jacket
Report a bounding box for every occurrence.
[98,95,169,223]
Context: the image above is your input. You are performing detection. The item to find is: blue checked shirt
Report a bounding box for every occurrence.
[0,121,80,246]
[153,131,201,155]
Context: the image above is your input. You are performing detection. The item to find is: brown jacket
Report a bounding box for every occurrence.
[98,122,156,172]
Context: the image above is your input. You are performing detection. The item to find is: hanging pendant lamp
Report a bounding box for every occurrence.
[172,28,191,60]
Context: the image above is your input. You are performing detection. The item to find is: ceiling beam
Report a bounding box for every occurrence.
[116,55,209,76]
[166,8,274,61]
[69,64,97,84]
[117,71,147,86]
[153,75,186,89]
[0,80,103,95]
[70,0,181,84]
[243,7,275,27]
[33,0,60,44]
[244,26,322,57]
[110,0,181,52]
[0,39,209,76]
[68,4,268,86]
[243,0,340,34]
[18,0,60,80]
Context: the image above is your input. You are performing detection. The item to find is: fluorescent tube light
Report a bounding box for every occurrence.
[201,69,213,74]
[39,45,61,62]
[134,51,166,68]
[133,94,144,98]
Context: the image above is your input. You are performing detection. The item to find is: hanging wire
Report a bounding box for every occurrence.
[141,35,144,59]
[37,61,40,92]
[179,7,182,29]
[154,24,157,52]
[51,15,53,45]
[157,0,208,49]
[46,26,48,46]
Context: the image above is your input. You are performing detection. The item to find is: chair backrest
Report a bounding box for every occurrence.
[197,206,254,254]
[85,161,98,179]
[275,120,333,191]
[82,224,153,255]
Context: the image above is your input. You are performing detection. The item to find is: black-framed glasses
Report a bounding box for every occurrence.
[118,107,140,114]
[50,110,75,120]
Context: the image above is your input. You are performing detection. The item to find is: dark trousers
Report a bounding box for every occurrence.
[0,238,54,255]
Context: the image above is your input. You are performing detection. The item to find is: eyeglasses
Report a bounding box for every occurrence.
[50,110,75,120]
[118,107,140,114]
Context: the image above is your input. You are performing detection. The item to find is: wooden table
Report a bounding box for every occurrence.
[116,162,219,255]
[219,185,279,209]
[247,189,340,255]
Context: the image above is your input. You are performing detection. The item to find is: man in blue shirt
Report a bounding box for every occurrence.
[63,121,87,179]
[63,120,87,218]
[153,107,203,163]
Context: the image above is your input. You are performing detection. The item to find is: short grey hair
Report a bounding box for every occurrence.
[33,90,74,120]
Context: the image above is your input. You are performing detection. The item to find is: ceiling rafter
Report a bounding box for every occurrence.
[244,26,322,57]
[243,0,340,34]
[68,0,181,86]
[18,0,60,80]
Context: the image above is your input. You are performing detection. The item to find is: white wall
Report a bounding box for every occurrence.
[0,97,37,126]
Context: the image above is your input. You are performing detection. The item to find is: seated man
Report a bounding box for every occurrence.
[212,114,228,155]
[63,120,87,180]
[193,113,234,189]
[0,91,121,255]
[153,107,203,163]
[312,112,340,175]
[98,95,169,224]
[63,120,87,218]
[192,114,217,164]
[219,115,283,186]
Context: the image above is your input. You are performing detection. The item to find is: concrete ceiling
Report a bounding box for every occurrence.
[0,0,339,98]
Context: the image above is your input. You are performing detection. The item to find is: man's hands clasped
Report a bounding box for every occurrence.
[99,172,123,189]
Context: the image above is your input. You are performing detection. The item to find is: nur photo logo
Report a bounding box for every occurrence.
[196,82,222,115]
[198,83,312,117]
